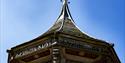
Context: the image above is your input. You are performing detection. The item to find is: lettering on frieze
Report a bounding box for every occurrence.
[15,40,57,58]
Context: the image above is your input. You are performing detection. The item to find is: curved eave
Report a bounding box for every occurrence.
[10,31,112,50]
[10,0,112,50]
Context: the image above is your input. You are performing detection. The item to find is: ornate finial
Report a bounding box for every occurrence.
[58,0,73,21]
[60,0,70,4]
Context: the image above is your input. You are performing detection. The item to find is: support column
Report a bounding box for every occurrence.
[52,48,61,63]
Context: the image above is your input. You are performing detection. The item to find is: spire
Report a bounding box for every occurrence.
[58,0,74,22]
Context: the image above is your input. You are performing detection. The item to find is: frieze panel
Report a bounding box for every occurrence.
[14,39,57,58]
[58,37,105,53]
[13,37,110,59]
[59,37,111,55]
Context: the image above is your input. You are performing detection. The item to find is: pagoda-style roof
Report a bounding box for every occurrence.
[11,0,112,49]
[7,1,121,63]
[34,0,109,43]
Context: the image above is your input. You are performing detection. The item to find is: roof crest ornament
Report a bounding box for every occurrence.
[60,0,69,4]
[57,0,74,22]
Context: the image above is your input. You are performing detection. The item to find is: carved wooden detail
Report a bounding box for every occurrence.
[65,49,99,59]
[14,39,56,58]
[58,37,102,52]
[21,49,50,62]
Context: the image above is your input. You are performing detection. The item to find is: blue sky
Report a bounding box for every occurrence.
[1,0,125,63]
